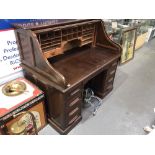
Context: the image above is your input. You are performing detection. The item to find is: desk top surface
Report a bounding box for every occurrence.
[52,46,119,86]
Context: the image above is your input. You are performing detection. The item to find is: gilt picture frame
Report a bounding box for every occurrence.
[120,27,137,64]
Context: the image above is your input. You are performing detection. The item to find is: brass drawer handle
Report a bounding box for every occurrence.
[68,115,78,125]
[69,107,79,116]
[70,88,80,96]
[69,97,80,107]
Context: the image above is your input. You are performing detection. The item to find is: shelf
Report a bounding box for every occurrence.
[82,29,94,35]
[41,39,61,46]
[41,42,52,46]
[81,41,92,46]
[83,33,93,38]
[82,28,94,32]
[40,36,61,42]
[41,42,61,47]
[82,37,93,42]
[36,23,95,53]
[44,50,63,58]
[42,44,61,51]
[62,32,79,37]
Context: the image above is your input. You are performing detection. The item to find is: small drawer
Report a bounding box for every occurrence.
[109,64,117,71]
[106,84,113,91]
[66,85,82,100]
[104,89,111,96]
[68,107,80,117]
[105,73,114,83]
[106,67,117,80]
[67,96,81,108]
[68,115,79,125]
[70,88,81,97]
[111,61,118,67]
[107,77,114,83]
[109,70,115,75]
[66,104,81,126]
[109,61,117,71]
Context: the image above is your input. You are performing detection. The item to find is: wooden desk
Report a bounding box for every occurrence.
[13,19,122,134]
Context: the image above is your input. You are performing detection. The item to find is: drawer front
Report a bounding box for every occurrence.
[65,92,82,126]
[106,61,118,79]
[107,77,114,83]
[66,95,82,109]
[109,61,118,71]
[103,61,118,93]
[105,83,113,91]
[109,69,116,76]
[111,61,118,68]
[105,72,115,92]
[66,105,81,126]
[68,115,79,126]
[105,70,115,85]
[109,65,117,74]
[66,84,83,100]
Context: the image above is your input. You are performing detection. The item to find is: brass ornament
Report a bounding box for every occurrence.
[2,80,26,96]
[10,120,27,135]
[10,111,38,135]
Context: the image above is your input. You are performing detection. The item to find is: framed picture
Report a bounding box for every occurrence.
[120,27,137,64]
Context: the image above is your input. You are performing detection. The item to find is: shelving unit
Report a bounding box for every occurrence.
[36,23,95,58]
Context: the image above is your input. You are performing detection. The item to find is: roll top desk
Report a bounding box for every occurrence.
[13,19,122,134]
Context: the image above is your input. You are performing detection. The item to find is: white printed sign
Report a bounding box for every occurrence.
[0,29,23,81]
